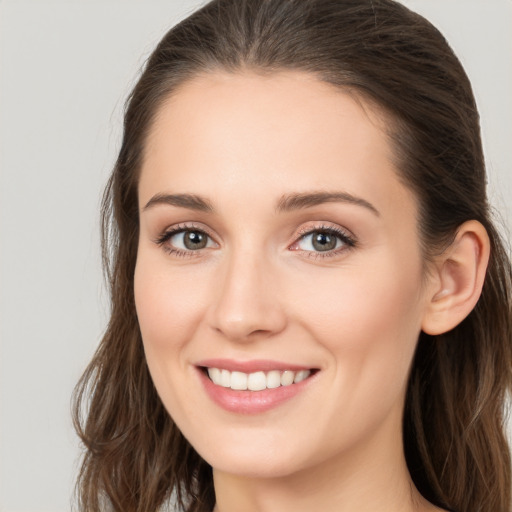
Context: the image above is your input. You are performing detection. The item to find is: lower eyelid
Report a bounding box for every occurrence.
[300,249,347,260]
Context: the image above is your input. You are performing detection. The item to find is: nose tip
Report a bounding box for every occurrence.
[208,258,287,342]
[211,312,283,342]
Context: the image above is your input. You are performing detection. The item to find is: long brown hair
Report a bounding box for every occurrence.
[72,1,512,511]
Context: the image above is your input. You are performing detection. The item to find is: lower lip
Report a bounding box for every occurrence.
[197,369,315,414]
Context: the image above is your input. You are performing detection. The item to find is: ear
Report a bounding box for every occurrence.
[422,220,490,335]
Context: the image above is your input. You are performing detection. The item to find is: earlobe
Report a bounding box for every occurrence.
[422,220,490,335]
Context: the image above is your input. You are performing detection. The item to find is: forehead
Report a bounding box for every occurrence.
[139,70,413,220]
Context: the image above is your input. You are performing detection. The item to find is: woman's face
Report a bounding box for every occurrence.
[135,71,433,478]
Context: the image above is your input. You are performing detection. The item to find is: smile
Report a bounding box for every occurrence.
[206,367,312,391]
[196,362,318,414]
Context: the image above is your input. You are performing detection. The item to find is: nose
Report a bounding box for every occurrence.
[208,250,287,342]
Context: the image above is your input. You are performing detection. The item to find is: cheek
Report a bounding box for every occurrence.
[297,257,422,329]
[134,257,206,350]
[291,254,425,407]
[133,253,215,427]
[133,252,216,408]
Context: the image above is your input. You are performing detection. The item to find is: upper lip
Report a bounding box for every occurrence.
[196,358,315,373]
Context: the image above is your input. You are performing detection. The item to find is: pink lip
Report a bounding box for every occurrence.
[196,358,313,373]
[195,361,317,415]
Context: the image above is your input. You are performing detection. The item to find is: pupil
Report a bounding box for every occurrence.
[184,231,207,250]
[312,232,336,251]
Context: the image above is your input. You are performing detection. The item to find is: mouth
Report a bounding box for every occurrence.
[201,367,316,391]
[195,359,319,413]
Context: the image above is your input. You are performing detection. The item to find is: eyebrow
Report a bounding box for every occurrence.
[276,191,380,216]
[143,193,214,212]
[142,190,379,216]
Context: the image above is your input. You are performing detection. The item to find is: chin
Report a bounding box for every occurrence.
[188,431,317,479]
[209,454,304,479]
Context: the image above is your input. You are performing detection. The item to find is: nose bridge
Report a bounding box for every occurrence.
[209,242,286,341]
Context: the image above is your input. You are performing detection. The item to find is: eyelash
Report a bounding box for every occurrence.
[292,224,357,259]
[154,223,215,258]
[154,223,357,259]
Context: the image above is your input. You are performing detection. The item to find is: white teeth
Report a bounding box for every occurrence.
[280,370,295,386]
[230,371,248,390]
[294,370,311,383]
[247,371,267,391]
[207,367,221,385]
[266,370,281,389]
[206,367,313,391]
[220,369,231,388]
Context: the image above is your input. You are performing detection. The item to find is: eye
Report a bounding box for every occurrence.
[170,230,212,250]
[290,226,356,255]
[155,225,217,256]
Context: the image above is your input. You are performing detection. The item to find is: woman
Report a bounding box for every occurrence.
[73,0,512,511]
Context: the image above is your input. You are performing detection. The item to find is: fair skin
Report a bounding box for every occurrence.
[134,70,488,512]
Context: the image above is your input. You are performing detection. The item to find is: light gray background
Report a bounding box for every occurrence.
[0,1,510,511]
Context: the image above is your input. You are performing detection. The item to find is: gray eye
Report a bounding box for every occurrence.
[183,231,207,249]
[170,230,212,250]
[311,232,337,251]
[298,231,342,252]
